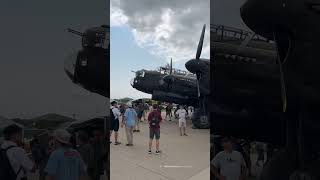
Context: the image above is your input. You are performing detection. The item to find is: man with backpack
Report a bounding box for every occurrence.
[147,104,162,155]
[0,124,34,180]
[110,101,121,145]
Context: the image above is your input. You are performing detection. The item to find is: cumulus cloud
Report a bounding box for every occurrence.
[111,0,210,62]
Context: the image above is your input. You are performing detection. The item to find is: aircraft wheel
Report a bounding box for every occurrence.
[192,115,209,129]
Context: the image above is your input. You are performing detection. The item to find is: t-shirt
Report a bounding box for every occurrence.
[111,106,121,120]
[211,150,245,180]
[44,147,87,180]
[148,110,162,129]
[124,108,137,127]
[176,109,187,120]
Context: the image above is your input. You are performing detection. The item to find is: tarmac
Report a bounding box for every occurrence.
[110,113,210,180]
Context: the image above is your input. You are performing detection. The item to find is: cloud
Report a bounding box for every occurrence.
[111,0,210,62]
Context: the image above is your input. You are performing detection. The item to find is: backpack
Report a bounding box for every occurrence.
[0,146,19,180]
[150,112,160,128]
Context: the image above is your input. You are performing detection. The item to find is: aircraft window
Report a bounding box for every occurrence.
[223,31,235,37]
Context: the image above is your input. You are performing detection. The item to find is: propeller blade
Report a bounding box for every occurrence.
[196,24,206,60]
[273,32,287,112]
[197,80,200,98]
[196,72,201,98]
[170,58,173,75]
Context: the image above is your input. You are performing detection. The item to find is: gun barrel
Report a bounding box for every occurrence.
[67,28,83,36]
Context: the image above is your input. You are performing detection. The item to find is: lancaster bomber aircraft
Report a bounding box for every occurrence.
[212,0,320,179]
[130,60,210,128]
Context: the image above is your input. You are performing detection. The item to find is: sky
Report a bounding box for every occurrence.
[110,0,210,99]
[0,0,109,119]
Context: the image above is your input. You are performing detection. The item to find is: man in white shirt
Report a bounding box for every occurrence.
[111,101,121,145]
[211,137,247,180]
[175,105,188,136]
[0,124,34,180]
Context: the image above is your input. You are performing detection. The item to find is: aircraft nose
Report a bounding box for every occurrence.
[64,51,78,82]
[130,77,139,88]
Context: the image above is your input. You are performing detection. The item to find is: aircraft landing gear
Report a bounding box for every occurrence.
[191,108,209,129]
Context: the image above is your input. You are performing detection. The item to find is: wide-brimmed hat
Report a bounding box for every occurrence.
[127,102,133,107]
[53,129,71,145]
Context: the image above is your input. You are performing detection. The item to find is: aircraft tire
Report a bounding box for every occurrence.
[192,117,209,129]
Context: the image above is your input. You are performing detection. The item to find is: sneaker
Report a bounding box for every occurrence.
[114,142,121,145]
[155,150,161,155]
[137,130,140,132]
[184,134,188,136]
[148,150,152,154]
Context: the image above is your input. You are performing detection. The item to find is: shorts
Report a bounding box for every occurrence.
[110,119,119,132]
[179,119,186,127]
[149,128,160,140]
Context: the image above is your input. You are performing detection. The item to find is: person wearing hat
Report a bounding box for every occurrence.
[44,129,87,180]
[211,137,247,180]
[123,102,137,146]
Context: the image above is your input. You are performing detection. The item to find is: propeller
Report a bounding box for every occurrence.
[163,58,174,90]
[195,24,206,97]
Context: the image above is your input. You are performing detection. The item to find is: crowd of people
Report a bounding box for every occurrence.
[211,136,277,180]
[110,101,192,154]
[0,124,108,180]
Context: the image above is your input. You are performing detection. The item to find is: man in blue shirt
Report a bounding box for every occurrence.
[44,129,88,180]
[123,103,137,146]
